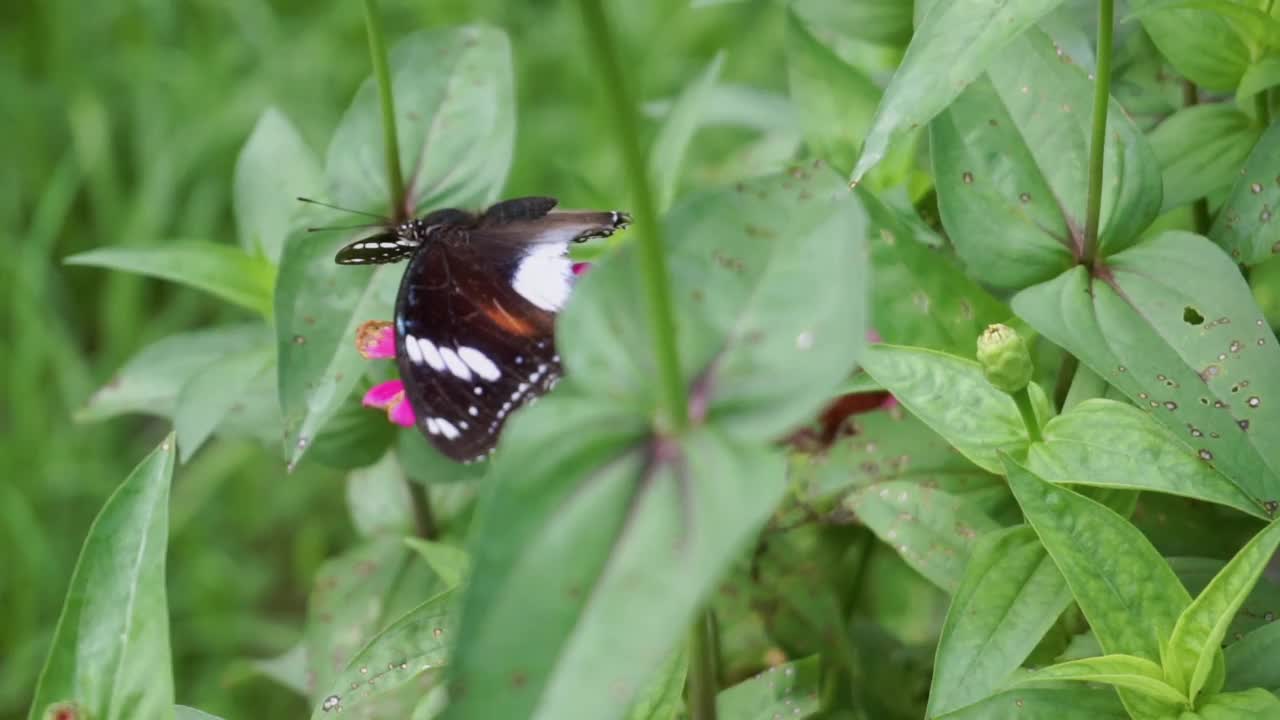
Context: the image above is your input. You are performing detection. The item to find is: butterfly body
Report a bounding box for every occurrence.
[334,196,629,462]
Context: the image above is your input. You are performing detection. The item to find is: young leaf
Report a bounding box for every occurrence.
[346,451,415,538]
[858,344,1052,474]
[1192,688,1280,718]
[234,107,322,263]
[927,526,1073,717]
[66,241,276,317]
[28,436,176,720]
[1209,122,1280,267]
[1165,518,1280,703]
[1010,655,1189,706]
[716,657,820,720]
[1002,456,1188,718]
[847,480,1001,593]
[1014,232,1280,507]
[174,347,274,462]
[850,0,1066,182]
[444,391,786,720]
[1170,557,1280,641]
[1125,0,1255,91]
[404,538,470,590]
[1149,104,1261,213]
[649,52,723,214]
[1224,621,1280,692]
[936,685,1129,719]
[930,28,1161,289]
[1027,399,1269,518]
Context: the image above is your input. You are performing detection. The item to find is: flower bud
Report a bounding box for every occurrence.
[976,323,1032,393]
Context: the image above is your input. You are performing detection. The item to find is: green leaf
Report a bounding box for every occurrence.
[649,52,723,214]
[444,392,786,720]
[174,347,273,462]
[1011,655,1189,705]
[250,642,308,697]
[644,84,798,134]
[927,526,1073,717]
[561,168,868,443]
[1225,621,1280,692]
[1124,0,1260,90]
[936,685,1129,719]
[1027,399,1269,518]
[176,707,226,720]
[786,9,880,175]
[1004,458,1192,662]
[791,0,914,46]
[1014,232,1280,507]
[624,648,687,720]
[1193,688,1280,719]
[847,480,1001,593]
[233,107,322,263]
[28,436,176,720]
[66,241,276,317]
[850,0,1066,182]
[1171,557,1280,639]
[404,538,470,590]
[309,590,453,719]
[1210,121,1280,267]
[346,451,415,538]
[1166,518,1280,703]
[278,26,513,470]
[858,344,1052,474]
[397,429,486,484]
[77,324,271,423]
[1238,57,1280,110]
[717,657,820,720]
[1150,104,1261,212]
[930,28,1161,289]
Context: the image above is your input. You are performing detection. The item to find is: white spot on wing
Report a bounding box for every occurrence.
[457,346,501,381]
[512,242,572,312]
[405,334,424,364]
[468,406,478,416]
[437,418,460,440]
[438,347,471,380]
[417,337,445,371]
[426,418,440,435]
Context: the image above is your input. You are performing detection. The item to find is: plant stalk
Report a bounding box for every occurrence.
[1181,81,1211,234]
[1081,0,1115,266]
[574,0,688,431]
[687,610,719,720]
[363,0,407,221]
[1013,387,1043,443]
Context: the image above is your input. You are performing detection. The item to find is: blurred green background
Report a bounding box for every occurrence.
[0,1,794,717]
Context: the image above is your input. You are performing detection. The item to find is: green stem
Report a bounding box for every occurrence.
[1256,86,1272,128]
[1052,353,1079,412]
[408,479,439,540]
[575,0,688,432]
[1181,81,1212,234]
[1013,387,1043,443]
[363,0,407,221]
[687,611,719,720]
[1081,0,1115,266]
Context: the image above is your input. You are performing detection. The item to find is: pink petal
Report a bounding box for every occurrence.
[879,395,899,410]
[572,262,592,276]
[363,379,404,409]
[866,328,883,344]
[356,320,397,360]
[387,397,417,427]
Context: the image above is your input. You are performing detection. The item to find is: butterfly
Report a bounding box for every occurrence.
[332,196,630,462]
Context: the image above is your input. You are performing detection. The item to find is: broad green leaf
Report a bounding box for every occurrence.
[279,27,513,470]
[1150,104,1261,212]
[1193,688,1280,718]
[77,324,270,422]
[1014,232,1280,507]
[1011,655,1189,705]
[930,28,1161,289]
[1224,621,1280,692]
[1238,57,1280,111]
[1166,518,1280,703]
[444,391,786,720]
[561,168,868,443]
[404,538,470,590]
[862,190,1009,355]
[1210,121,1280,266]
[305,538,409,707]
[1125,0,1259,90]
[624,648,687,720]
[397,429,486,484]
[717,657,820,720]
[176,707,225,720]
[1028,399,1269,518]
[649,52,723,213]
[28,436,176,720]
[302,386,397,471]
[67,241,276,317]
[251,642,308,697]
[850,0,1066,182]
[1003,457,1188,718]
[233,107,321,263]
[927,526,1073,717]
[346,451,415,538]
[1170,557,1280,639]
[847,480,1001,593]
[858,344,1052,474]
[786,9,880,175]
[174,347,273,462]
[644,84,799,134]
[309,590,453,719]
[937,685,1128,719]
[791,0,914,46]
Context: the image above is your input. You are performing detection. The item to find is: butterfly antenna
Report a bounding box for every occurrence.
[306,222,388,233]
[296,196,390,221]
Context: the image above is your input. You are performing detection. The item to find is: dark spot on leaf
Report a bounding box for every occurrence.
[1184,306,1205,325]
[293,335,306,344]
[1019,192,1031,203]
[1248,396,1261,408]
[1198,449,1213,461]
[1164,401,1177,410]
[962,171,974,184]
[1251,182,1264,194]
[1239,419,1250,431]
[512,671,528,688]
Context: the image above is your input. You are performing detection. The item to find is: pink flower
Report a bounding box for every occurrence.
[356,320,416,427]
[572,262,591,276]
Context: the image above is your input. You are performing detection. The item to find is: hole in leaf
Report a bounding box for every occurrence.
[1184,307,1205,325]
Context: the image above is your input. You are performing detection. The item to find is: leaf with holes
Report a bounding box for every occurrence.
[234,107,322,264]
[858,345,1053,474]
[850,0,1066,182]
[277,26,514,470]
[560,167,868,443]
[1210,121,1280,267]
[1013,231,1280,509]
[717,657,820,720]
[28,436,176,720]
[174,347,274,462]
[1009,655,1188,705]
[936,685,1129,719]
[1027,399,1269,518]
[649,53,722,214]
[1165,518,1280,704]
[1003,456,1186,719]
[846,480,1001,593]
[444,390,786,720]
[927,526,1073,717]
[930,27,1161,289]
[1124,0,1257,91]
[1150,104,1261,213]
